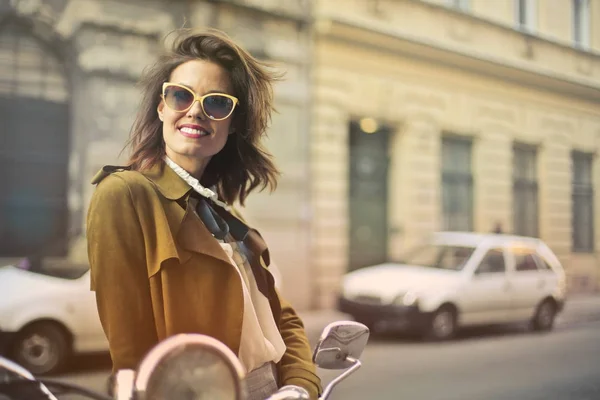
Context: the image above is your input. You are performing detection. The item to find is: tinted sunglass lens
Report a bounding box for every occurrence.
[203,95,234,119]
[165,86,194,111]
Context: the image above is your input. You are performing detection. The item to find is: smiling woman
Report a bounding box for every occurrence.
[86,29,322,400]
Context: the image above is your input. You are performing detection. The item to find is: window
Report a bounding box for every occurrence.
[514,252,539,272]
[476,249,506,274]
[573,0,591,49]
[441,137,473,231]
[572,151,594,252]
[532,253,551,271]
[448,0,469,11]
[515,0,536,32]
[513,144,538,237]
[403,243,476,271]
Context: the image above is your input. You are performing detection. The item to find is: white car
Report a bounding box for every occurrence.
[338,232,567,340]
[0,260,107,374]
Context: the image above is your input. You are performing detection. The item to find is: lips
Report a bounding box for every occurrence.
[178,124,211,138]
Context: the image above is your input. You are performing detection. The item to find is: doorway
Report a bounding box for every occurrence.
[348,119,391,271]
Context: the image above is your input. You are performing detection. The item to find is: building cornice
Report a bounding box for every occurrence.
[316,13,600,103]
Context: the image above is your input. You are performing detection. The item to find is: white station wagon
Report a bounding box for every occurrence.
[0,260,108,374]
[338,232,567,340]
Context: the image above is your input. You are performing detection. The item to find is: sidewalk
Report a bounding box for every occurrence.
[299,294,600,342]
[558,294,600,324]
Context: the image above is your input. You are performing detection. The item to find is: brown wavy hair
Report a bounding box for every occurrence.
[124,28,282,205]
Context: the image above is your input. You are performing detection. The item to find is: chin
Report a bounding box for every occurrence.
[180,146,223,159]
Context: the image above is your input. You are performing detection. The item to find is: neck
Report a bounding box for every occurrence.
[164,155,229,209]
[166,154,210,181]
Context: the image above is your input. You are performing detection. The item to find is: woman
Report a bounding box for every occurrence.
[86,29,321,399]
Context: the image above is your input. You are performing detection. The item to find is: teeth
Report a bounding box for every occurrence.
[180,127,209,136]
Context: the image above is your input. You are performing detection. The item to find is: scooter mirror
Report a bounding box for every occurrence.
[132,334,246,400]
[312,321,370,370]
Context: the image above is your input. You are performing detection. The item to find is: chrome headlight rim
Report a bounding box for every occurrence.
[134,334,246,399]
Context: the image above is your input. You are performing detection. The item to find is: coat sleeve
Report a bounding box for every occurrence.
[87,174,158,372]
[276,290,323,399]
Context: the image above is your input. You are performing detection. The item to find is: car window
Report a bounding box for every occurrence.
[475,248,506,274]
[532,253,552,271]
[514,251,539,272]
[403,244,476,271]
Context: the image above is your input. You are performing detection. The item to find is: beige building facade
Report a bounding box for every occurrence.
[3,0,600,312]
[310,0,600,308]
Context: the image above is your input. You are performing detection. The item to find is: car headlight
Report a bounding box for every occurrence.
[393,292,418,307]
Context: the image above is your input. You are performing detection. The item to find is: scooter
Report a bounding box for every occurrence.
[0,321,369,400]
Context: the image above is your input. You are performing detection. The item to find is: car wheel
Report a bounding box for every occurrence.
[425,306,458,341]
[12,322,70,375]
[531,300,556,332]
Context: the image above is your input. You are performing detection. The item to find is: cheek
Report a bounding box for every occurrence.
[214,120,232,137]
[164,109,182,126]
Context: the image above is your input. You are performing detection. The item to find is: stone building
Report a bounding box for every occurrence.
[2,0,600,312]
[0,0,314,309]
[310,0,600,308]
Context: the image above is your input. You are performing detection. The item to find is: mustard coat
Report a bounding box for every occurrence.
[86,163,322,398]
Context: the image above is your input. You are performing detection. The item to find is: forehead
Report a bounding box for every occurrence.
[169,59,232,93]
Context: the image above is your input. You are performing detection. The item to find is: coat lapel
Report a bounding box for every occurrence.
[176,196,233,266]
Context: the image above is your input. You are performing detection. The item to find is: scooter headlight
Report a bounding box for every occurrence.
[133,334,246,400]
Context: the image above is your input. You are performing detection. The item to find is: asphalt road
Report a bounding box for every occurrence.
[53,317,600,400]
[320,320,600,400]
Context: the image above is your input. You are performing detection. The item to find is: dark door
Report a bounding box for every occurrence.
[0,21,69,257]
[348,120,390,271]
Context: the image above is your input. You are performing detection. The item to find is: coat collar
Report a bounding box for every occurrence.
[90,162,272,271]
[142,162,193,201]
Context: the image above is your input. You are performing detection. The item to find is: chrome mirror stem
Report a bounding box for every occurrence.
[319,357,361,400]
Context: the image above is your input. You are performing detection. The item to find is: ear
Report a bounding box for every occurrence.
[157,100,165,122]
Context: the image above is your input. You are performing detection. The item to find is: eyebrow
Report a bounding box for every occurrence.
[177,82,230,95]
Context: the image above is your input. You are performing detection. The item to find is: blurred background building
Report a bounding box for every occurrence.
[310,0,600,307]
[1,0,599,310]
[0,0,314,309]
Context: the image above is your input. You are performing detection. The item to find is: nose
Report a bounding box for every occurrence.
[186,100,206,120]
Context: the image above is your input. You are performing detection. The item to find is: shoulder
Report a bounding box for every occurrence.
[91,166,158,204]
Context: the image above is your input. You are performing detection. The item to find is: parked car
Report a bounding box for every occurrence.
[0,258,108,374]
[338,231,567,340]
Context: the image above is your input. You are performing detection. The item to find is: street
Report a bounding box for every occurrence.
[320,319,600,400]
[53,302,600,400]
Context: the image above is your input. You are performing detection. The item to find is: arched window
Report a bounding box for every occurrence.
[0,19,70,257]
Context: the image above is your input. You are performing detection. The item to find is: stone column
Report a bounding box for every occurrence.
[538,122,572,271]
[394,117,441,255]
[311,66,350,309]
[472,123,513,234]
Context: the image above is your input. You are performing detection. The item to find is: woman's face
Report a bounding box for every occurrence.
[157,59,234,177]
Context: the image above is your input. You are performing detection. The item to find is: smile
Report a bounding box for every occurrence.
[178,126,211,138]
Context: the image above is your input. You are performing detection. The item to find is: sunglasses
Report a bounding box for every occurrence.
[161,82,239,121]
